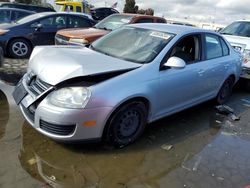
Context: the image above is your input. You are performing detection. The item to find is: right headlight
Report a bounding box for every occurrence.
[48,87,91,109]
[243,49,250,64]
[69,38,89,45]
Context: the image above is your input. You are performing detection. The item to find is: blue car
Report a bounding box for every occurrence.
[0,12,96,58]
[0,8,34,24]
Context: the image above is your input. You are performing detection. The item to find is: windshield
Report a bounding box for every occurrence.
[95,14,133,30]
[91,26,174,64]
[220,21,250,37]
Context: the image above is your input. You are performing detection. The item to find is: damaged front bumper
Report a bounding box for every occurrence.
[13,73,112,142]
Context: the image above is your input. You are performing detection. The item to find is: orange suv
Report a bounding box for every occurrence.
[55,13,166,45]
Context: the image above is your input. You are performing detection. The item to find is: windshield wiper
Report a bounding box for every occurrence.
[220,32,233,35]
[99,27,110,30]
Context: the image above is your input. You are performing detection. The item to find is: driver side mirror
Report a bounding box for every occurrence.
[162,56,186,69]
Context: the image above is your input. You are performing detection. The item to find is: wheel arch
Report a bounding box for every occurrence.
[101,96,151,141]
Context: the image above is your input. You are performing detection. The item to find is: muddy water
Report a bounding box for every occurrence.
[1,80,250,188]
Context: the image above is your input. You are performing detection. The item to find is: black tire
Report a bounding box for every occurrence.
[216,77,234,104]
[8,39,32,59]
[106,101,147,148]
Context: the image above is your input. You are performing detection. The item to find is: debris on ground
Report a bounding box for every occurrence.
[228,113,240,121]
[241,99,250,107]
[182,153,202,171]
[215,105,240,121]
[161,144,173,151]
[241,99,250,104]
[28,158,37,165]
[215,105,234,115]
[217,177,225,181]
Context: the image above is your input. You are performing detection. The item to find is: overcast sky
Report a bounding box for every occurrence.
[89,0,250,25]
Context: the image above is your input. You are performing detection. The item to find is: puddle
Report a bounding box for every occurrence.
[1,80,250,187]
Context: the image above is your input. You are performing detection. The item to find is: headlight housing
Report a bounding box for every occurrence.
[49,87,91,109]
[0,29,9,35]
[69,38,89,45]
[243,49,250,64]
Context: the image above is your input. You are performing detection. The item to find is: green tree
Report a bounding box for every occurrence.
[145,8,154,15]
[137,9,146,15]
[123,0,137,13]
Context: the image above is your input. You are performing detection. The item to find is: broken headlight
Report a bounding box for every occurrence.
[243,49,250,64]
[48,87,91,109]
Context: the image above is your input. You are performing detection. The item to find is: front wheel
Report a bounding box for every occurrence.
[106,101,147,148]
[216,77,234,104]
[8,39,32,59]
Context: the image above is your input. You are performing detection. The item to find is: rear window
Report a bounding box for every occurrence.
[135,18,154,23]
[95,14,133,30]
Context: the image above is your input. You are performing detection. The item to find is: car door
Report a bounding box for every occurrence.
[156,34,206,117]
[30,15,66,45]
[199,33,230,96]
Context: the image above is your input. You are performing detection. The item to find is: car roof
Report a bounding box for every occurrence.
[129,23,217,35]
[33,11,92,18]
[0,7,35,13]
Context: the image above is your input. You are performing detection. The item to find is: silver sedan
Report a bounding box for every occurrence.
[13,24,242,147]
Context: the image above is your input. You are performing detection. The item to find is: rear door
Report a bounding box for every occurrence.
[199,33,231,96]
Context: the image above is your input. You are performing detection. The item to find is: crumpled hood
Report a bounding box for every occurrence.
[29,46,142,85]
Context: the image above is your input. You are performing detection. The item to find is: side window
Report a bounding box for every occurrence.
[76,6,81,12]
[135,18,154,23]
[170,35,201,63]
[37,16,66,28]
[0,10,11,22]
[54,16,66,28]
[220,38,229,56]
[205,34,223,60]
[68,16,91,28]
[12,11,29,21]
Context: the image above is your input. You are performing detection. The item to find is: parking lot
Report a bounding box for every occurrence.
[1,59,250,188]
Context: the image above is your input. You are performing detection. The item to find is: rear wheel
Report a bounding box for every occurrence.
[8,39,32,58]
[216,77,234,104]
[106,101,147,148]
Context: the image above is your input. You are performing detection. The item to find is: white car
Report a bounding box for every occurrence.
[221,20,250,88]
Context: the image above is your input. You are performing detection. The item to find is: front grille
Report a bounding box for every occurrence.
[40,120,76,136]
[28,76,51,97]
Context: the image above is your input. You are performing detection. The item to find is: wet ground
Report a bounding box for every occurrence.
[1,59,250,188]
